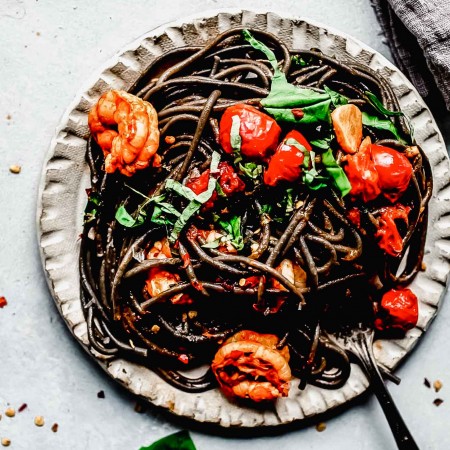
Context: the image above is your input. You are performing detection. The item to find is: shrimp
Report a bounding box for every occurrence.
[88,90,160,177]
[211,330,291,402]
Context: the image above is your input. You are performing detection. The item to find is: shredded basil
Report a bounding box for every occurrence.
[139,431,197,450]
[230,114,242,164]
[218,215,244,251]
[324,85,348,107]
[84,191,101,224]
[321,148,351,197]
[365,91,403,117]
[239,162,263,180]
[115,204,147,228]
[362,112,406,143]
[168,151,221,243]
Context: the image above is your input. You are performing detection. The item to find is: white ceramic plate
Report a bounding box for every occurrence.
[37,9,450,427]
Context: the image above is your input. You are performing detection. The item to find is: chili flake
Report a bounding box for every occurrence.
[0,297,7,308]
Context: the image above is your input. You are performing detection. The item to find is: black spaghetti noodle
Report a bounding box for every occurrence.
[80,28,432,398]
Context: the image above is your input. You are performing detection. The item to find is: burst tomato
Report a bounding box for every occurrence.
[371,144,413,203]
[264,130,311,186]
[219,104,281,160]
[375,204,411,257]
[375,288,418,332]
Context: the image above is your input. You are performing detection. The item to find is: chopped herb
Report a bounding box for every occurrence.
[365,91,403,117]
[362,112,406,143]
[324,85,348,107]
[215,181,227,198]
[321,148,351,197]
[168,152,221,242]
[243,30,332,124]
[239,162,264,180]
[139,430,197,450]
[218,215,244,251]
[291,55,307,67]
[84,190,101,224]
[310,137,332,150]
[261,204,272,214]
[230,115,242,164]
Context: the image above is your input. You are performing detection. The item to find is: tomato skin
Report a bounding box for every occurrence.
[371,145,413,203]
[375,204,411,257]
[185,162,245,210]
[264,130,310,187]
[344,140,381,202]
[375,288,418,332]
[219,104,281,160]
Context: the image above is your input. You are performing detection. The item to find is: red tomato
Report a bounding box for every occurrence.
[374,204,411,257]
[347,207,361,228]
[219,104,281,160]
[185,162,245,210]
[264,130,311,187]
[375,288,418,332]
[344,139,381,202]
[371,144,413,203]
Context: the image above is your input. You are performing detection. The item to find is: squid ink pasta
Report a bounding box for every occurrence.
[80,28,432,402]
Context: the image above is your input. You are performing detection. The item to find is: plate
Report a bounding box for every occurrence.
[37,9,450,427]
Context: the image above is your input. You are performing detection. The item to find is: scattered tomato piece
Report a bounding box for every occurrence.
[219,104,281,160]
[375,204,410,257]
[375,288,418,332]
[0,297,7,308]
[331,104,363,154]
[264,130,310,186]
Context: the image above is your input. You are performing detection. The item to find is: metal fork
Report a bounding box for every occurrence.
[325,326,420,450]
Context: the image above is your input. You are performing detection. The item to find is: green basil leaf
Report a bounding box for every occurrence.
[324,86,348,107]
[291,55,308,67]
[169,200,201,243]
[365,91,404,117]
[215,181,227,198]
[139,431,197,450]
[165,179,198,202]
[260,204,272,214]
[321,149,351,197]
[218,215,244,251]
[230,115,242,164]
[362,112,406,143]
[239,162,263,179]
[310,137,332,150]
[243,30,331,124]
[115,204,146,228]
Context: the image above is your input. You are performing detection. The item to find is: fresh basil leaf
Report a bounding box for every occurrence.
[230,115,242,164]
[321,148,351,197]
[243,30,331,123]
[365,91,403,117]
[291,55,307,67]
[239,162,263,179]
[139,430,197,450]
[324,86,348,107]
[362,112,406,143]
[150,201,181,226]
[218,215,244,251]
[215,181,227,198]
[165,179,197,201]
[115,204,146,228]
[168,152,221,242]
[310,137,332,150]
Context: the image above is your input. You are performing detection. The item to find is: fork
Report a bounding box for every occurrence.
[325,326,420,450]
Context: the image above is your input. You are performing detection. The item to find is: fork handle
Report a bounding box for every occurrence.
[358,338,420,450]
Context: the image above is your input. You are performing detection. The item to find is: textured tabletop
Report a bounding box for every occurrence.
[1,1,449,449]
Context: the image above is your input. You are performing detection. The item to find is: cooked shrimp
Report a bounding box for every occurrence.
[211,330,291,402]
[88,90,160,176]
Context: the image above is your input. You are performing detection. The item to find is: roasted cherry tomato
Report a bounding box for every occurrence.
[371,144,413,203]
[264,130,310,186]
[219,104,281,160]
[375,204,411,257]
[185,162,245,210]
[344,137,381,202]
[375,288,418,332]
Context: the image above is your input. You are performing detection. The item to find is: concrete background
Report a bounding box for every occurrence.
[1,1,449,449]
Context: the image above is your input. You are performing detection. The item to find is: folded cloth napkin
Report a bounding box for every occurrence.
[372,0,450,110]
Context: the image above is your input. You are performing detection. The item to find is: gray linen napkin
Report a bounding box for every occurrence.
[372,0,450,110]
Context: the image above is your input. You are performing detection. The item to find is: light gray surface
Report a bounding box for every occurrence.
[1,1,449,449]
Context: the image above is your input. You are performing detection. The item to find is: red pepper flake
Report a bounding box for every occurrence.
[178,354,189,365]
[433,398,444,407]
[18,403,27,413]
[97,390,105,399]
[291,108,304,119]
[0,297,7,308]
[424,378,431,388]
[51,423,59,433]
